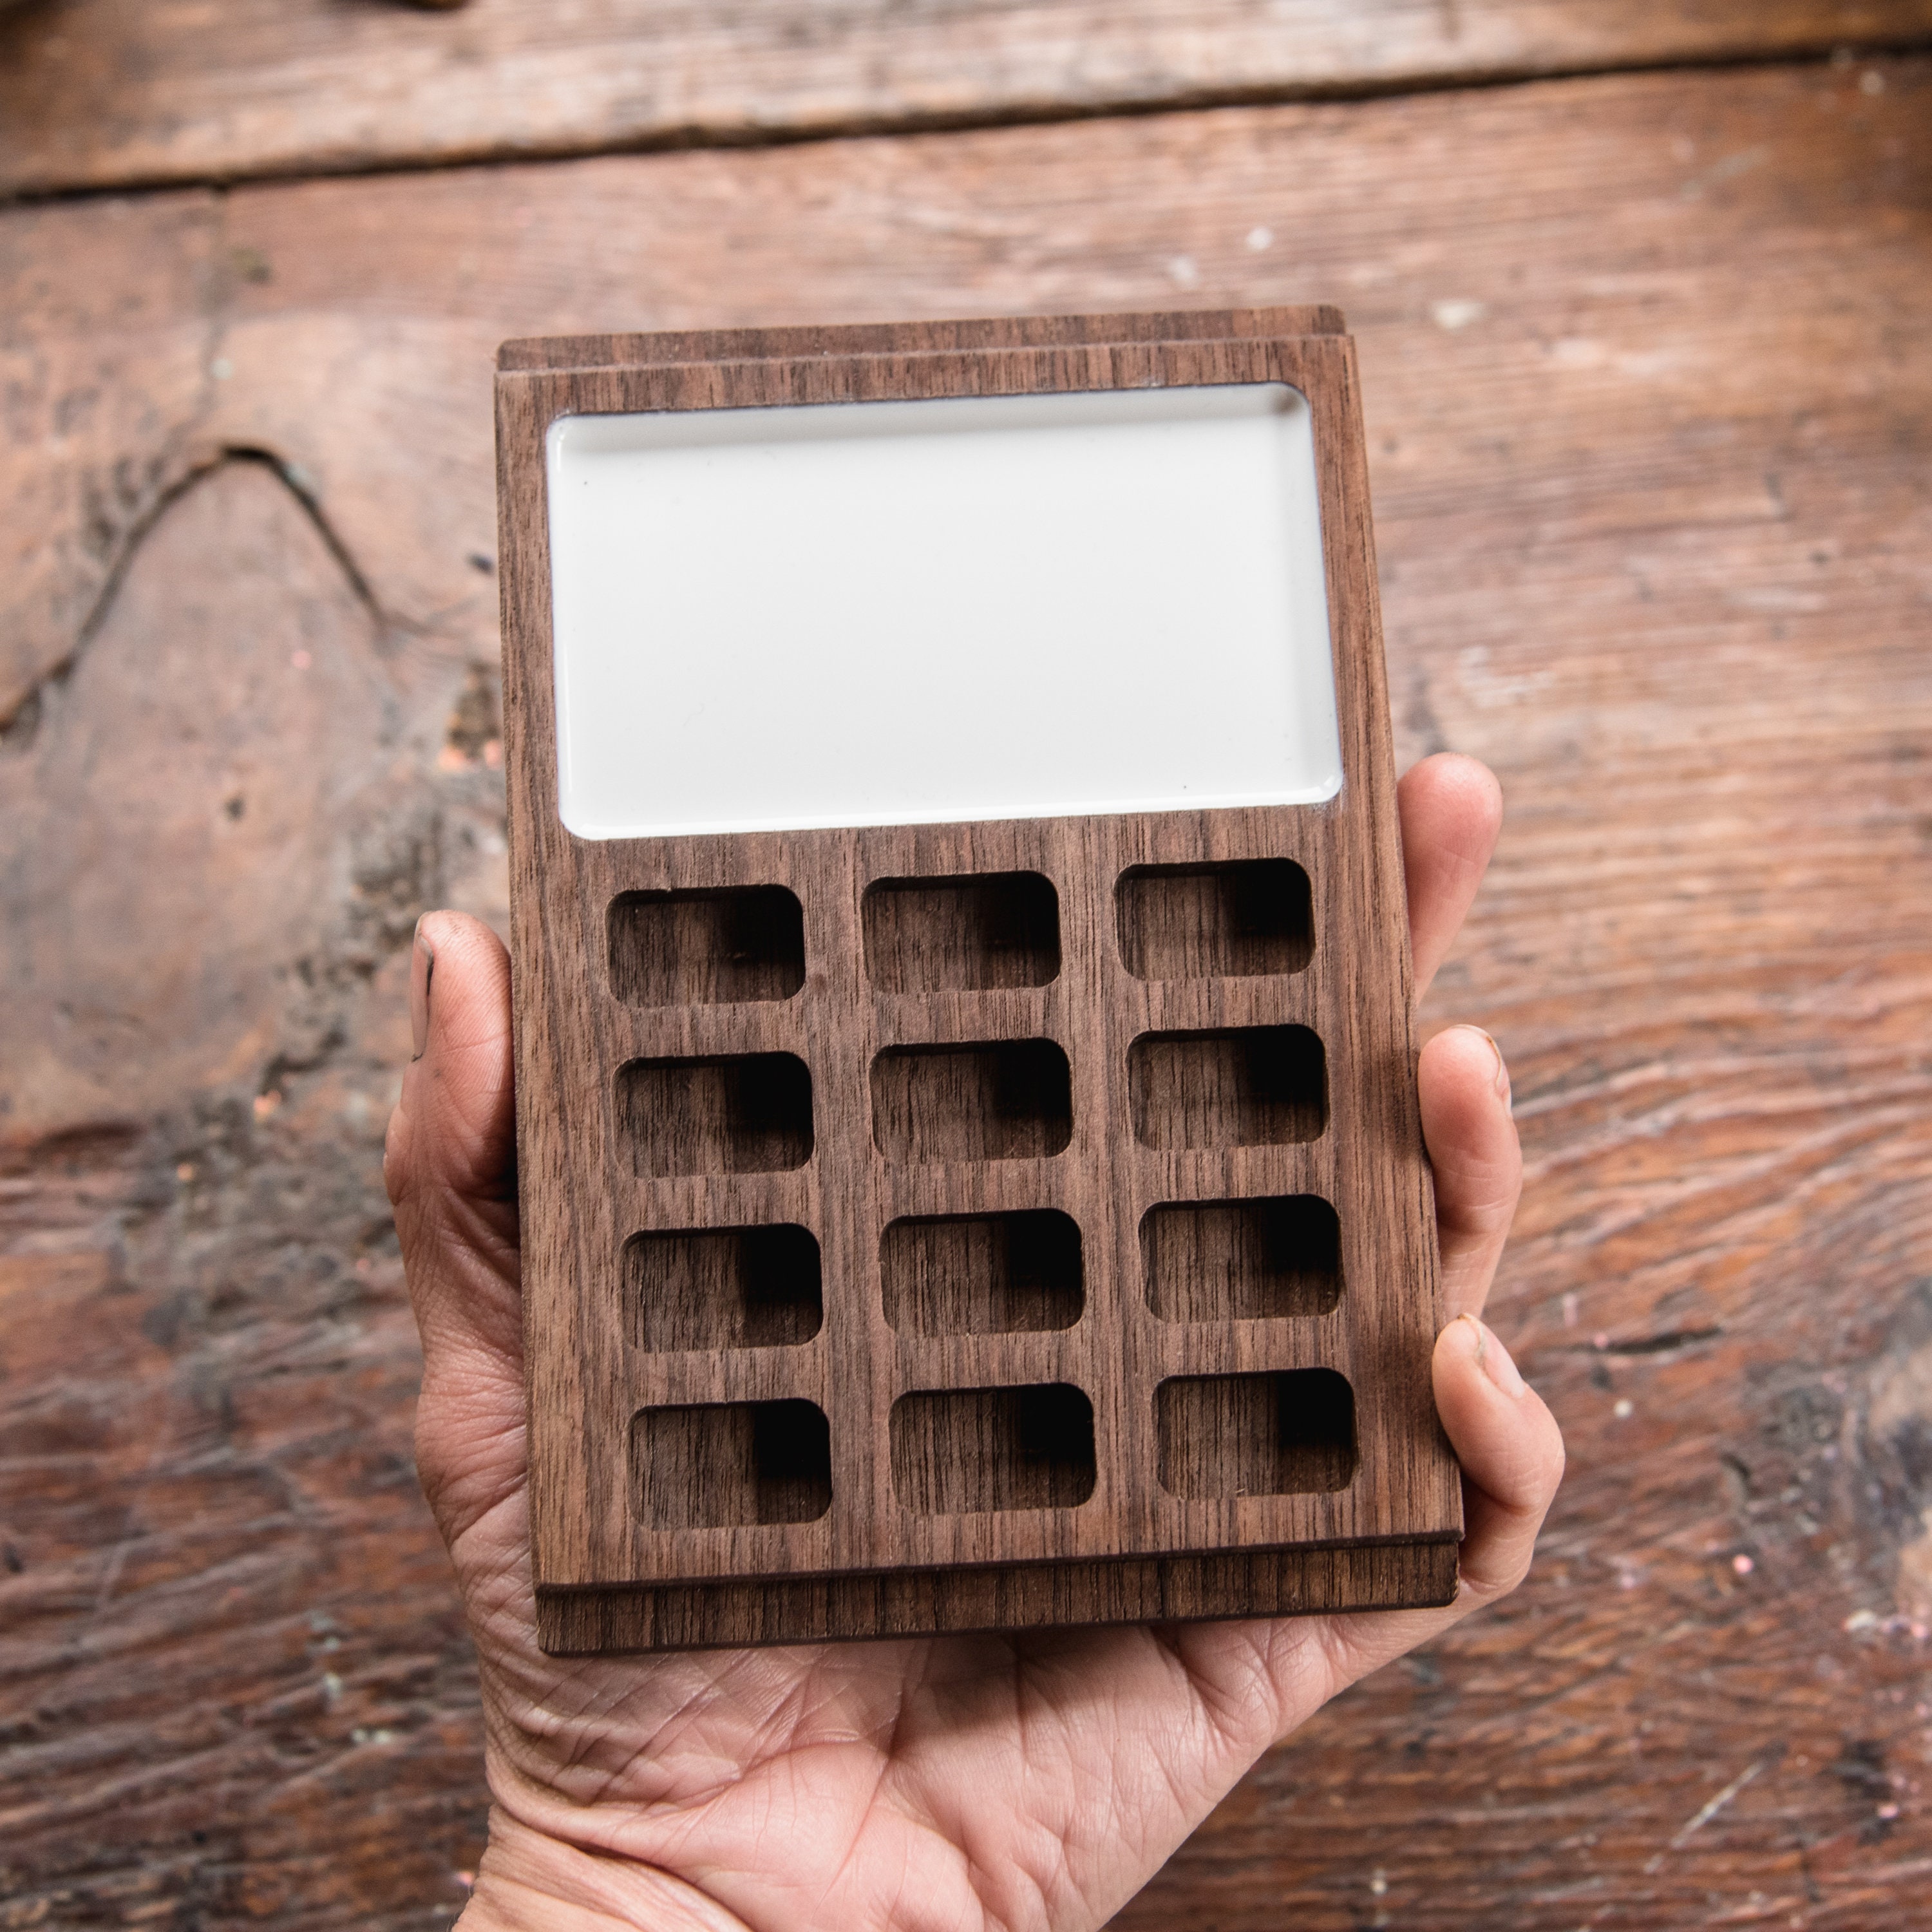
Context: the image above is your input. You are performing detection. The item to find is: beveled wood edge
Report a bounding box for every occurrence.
[535,1538,1461,1653]
[497,304,1349,374]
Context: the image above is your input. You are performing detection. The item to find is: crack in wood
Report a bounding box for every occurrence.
[0,446,398,746]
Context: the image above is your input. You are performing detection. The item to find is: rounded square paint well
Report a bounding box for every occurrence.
[545,384,1343,839]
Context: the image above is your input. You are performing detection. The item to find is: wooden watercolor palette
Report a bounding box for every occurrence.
[493,308,1460,1653]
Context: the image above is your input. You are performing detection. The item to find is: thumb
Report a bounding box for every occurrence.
[387,911,517,1220]
[384,910,526,1540]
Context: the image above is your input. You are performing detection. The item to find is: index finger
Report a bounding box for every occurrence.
[1399,753,1502,999]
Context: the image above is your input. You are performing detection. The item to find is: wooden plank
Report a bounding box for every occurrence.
[1,0,1929,198]
[494,313,1453,1643]
[2,57,1929,1927]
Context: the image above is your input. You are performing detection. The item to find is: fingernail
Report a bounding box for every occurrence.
[410,916,435,1061]
[1472,1027,1511,1112]
[1459,1312,1528,1398]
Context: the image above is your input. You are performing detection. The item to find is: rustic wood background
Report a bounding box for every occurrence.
[1,3,1929,1926]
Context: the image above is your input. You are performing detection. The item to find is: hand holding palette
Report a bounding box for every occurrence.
[493,307,1459,1653]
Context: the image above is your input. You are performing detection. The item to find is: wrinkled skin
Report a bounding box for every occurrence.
[386,754,1566,1932]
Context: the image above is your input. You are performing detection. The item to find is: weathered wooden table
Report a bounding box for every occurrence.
[3,5,1929,1925]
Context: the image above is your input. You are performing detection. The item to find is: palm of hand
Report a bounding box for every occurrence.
[388,757,1564,1932]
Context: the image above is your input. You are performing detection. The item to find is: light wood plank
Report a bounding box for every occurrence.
[1,0,1929,196]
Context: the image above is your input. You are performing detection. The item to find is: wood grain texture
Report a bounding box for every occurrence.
[497,315,1455,1643]
[542,1539,1459,1653]
[864,869,1063,993]
[2,0,1929,197]
[881,1208,1086,1336]
[1,53,1929,1926]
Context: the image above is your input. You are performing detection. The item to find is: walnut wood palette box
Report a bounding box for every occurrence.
[493,307,1461,1654]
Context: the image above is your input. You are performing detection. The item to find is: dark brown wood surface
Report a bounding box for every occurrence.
[496,314,1455,1646]
[1,41,1929,1931]
[3,0,1928,198]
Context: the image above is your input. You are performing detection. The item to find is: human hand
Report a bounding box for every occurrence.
[384,752,1564,1931]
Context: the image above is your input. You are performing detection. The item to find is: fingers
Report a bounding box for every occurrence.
[383,911,527,1540]
[386,911,518,1218]
[1431,1314,1566,1604]
[1289,760,1542,1704]
[1398,754,1502,1000]
[1302,1314,1563,1700]
[1419,1023,1521,1321]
